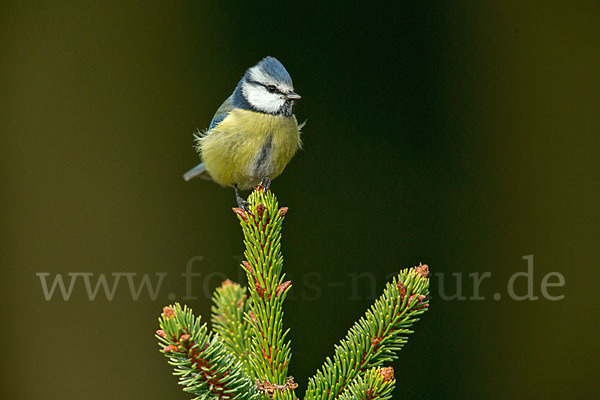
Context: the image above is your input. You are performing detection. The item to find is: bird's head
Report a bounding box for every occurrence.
[236,56,300,116]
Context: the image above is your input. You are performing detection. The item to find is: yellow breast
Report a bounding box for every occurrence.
[197,109,301,190]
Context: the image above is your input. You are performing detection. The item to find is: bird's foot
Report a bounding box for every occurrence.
[257,176,271,192]
[235,185,253,215]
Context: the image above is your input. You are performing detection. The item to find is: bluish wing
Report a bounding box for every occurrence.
[208,95,235,130]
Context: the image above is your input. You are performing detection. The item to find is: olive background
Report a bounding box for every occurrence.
[2,1,598,399]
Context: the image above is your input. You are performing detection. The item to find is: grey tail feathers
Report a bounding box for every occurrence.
[183,162,209,181]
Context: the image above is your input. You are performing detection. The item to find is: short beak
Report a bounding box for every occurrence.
[286,91,301,100]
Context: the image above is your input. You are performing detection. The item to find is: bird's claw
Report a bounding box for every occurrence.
[258,177,271,192]
[235,185,253,215]
[238,199,253,215]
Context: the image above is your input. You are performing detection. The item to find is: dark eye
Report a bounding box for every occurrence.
[266,85,277,93]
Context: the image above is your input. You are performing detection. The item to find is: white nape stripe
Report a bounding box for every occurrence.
[248,66,293,92]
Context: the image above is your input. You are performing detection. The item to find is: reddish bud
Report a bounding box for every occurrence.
[379,366,394,382]
[256,203,266,221]
[248,310,257,323]
[222,279,233,287]
[278,207,288,218]
[414,263,429,279]
[371,337,381,347]
[277,281,292,295]
[232,207,248,222]
[397,281,407,298]
[162,306,175,319]
[416,294,429,309]
[162,344,178,352]
[179,334,191,342]
[255,282,266,299]
[156,329,167,338]
[409,294,427,308]
[241,260,253,274]
[366,389,374,400]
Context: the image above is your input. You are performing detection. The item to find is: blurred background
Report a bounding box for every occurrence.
[2,1,598,398]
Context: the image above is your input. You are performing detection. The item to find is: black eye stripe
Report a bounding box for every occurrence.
[247,79,281,94]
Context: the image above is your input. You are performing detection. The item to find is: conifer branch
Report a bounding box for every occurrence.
[157,303,259,400]
[211,280,253,370]
[157,188,430,400]
[337,367,396,400]
[232,188,295,398]
[304,265,430,400]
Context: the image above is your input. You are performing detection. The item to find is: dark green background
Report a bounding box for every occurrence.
[2,1,598,399]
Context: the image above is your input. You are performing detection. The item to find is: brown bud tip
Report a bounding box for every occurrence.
[278,207,288,217]
[415,294,429,308]
[366,388,374,400]
[241,260,252,273]
[232,207,248,222]
[414,263,429,279]
[370,337,381,347]
[408,294,428,307]
[255,283,266,299]
[277,281,292,295]
[179,334,191,342]
[256,203,266,221]
[156,329,167,338]
[248,310,257,323]
[379,366,394,382]
[397,281,407,298]
[285,376,298,390]
[162,344,178,352]
[222,279,233,287]
[162,306,175,319]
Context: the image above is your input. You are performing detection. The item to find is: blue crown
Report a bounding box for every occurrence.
[255,56,293,85]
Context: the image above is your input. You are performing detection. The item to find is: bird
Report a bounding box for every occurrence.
[183,56,303,212]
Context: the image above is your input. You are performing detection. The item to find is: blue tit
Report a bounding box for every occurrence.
[183,56,303,210]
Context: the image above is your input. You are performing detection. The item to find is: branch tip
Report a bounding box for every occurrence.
[222,279,234,287]
[162,306,175,319]
[276,281,292,295]
[414,263,429,279]
[232,207,249,222]
[180,334,191,342]
[162,344,178,352]
[379,366,394,382]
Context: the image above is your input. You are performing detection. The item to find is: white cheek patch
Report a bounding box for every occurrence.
[243,83,285,114]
